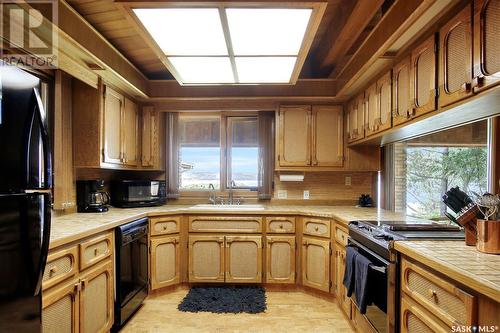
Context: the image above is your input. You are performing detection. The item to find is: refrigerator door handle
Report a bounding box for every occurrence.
[34,193,51,295]
[33,88,52,189]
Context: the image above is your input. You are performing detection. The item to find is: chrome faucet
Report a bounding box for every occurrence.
[208,183,216,205]
[229,180,236,205]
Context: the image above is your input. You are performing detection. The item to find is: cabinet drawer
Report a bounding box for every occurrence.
[303,218,331,238]
[401,295,449,333]
[189,216,262,233]
[266,217,295,233]
[150,216,180,236]
[335,226,348,246]
[79,232,113,270]
[42,246,79,290]
[401,258,476,327]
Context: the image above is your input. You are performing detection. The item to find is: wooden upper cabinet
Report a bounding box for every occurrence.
[354,94,365,140]
[440,5,473,107]
[365,82,378,137]
[473,0,500,92]
[278,106,311,167]
[377,71,393,133]
[411,35,437,118]
[141,106,159,168]
[122,98,139,166]
[277,105,344,168]
[393,57,412,126]
[312,106,343,167]
[103,86,123,165]
[346,94,365,142]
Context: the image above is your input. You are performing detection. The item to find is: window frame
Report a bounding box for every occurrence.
[177,111,259,198]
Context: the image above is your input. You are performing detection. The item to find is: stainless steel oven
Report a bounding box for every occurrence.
[347,238,398,333]
[114,218,149,330]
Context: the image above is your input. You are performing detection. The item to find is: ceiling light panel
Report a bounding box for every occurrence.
[226,8,312,56]
[168,57,234,84]
[133,8,228,55]
[235,57,296,83]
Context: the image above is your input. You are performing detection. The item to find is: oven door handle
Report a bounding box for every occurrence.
[348,238,391,266]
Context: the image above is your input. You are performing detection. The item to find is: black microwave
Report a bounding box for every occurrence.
[110,180,166,208]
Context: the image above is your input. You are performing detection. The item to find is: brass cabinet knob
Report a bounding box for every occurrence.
[428,289,437,300]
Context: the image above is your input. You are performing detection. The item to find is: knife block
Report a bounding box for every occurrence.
[456,205,478,246]
[476,219,500,254]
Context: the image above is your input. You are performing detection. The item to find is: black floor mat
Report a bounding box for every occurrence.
[178,286,267,314]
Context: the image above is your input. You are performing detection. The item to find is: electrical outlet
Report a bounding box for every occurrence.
[277,190,287,199]
[345,176,352,186]
[303,190,310,200]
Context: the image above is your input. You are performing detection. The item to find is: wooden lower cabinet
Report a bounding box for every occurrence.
[401,295,449,333]
[79,260,114,333]
[225,236,262,283]
[42,279,79,333]
[265,236,296,284]
[302,237,330,292]
[150,235,180,290]
[336,246,352,317]
[188,235,225,283]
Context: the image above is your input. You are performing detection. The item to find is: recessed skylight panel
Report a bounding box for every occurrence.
[226,8,312,55]
[133,8,228,55]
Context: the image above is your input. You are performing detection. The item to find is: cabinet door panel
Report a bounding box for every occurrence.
[312,106,343,167]
[225,236,262,283]
[79,261,114,333]
[411,35,437,117]
[354,94,365,140]
[266,236,295,284]
[393,57,412,126]
[141,106,159,168]
[42,279,79,333]
[377,71,392,133]
[302,237,330,292]
[123,98,138,166]
[188,235,225,282]
[103,87,122,164]
[440,5,473,107]
[151,236,180,290]
[278,106,311,166]
[365,82,378,137]
[474,0,500,91]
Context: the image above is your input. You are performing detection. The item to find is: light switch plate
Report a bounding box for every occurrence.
[277,190,287,199]
[345,176,352,186]
[303,190,310,200]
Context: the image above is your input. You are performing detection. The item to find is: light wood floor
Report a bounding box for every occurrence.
[121,288,355,333]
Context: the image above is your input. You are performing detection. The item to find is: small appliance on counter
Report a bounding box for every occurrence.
[358,194,374,207]
[76,179,110,213]
[110,180,166,208]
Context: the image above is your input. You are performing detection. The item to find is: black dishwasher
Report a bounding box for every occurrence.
[114,217,148,330]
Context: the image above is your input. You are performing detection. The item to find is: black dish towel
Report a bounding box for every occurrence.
[342,246,358,297]
[354,252,372,314]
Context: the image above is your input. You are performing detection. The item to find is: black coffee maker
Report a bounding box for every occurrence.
[76,180,110,213]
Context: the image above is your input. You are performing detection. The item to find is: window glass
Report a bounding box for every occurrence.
[178,116,221,190]
[394,121,488,219]
[228,117,258,189]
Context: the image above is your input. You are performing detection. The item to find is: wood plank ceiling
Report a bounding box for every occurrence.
[66,0,394,81]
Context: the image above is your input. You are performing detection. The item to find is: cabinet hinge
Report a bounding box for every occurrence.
[277,154,280,161]
[330,248,333,256]
[435,88,440,97]
[329,281,333,288]
[434,41,438,54]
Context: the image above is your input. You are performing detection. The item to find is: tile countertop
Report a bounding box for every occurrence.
[394,241,500,303]
[49,205,423,249]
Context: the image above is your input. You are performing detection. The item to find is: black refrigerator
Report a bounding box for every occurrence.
[0,64,52,332]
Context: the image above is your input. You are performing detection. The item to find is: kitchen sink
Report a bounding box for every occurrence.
[192,204,266,210]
